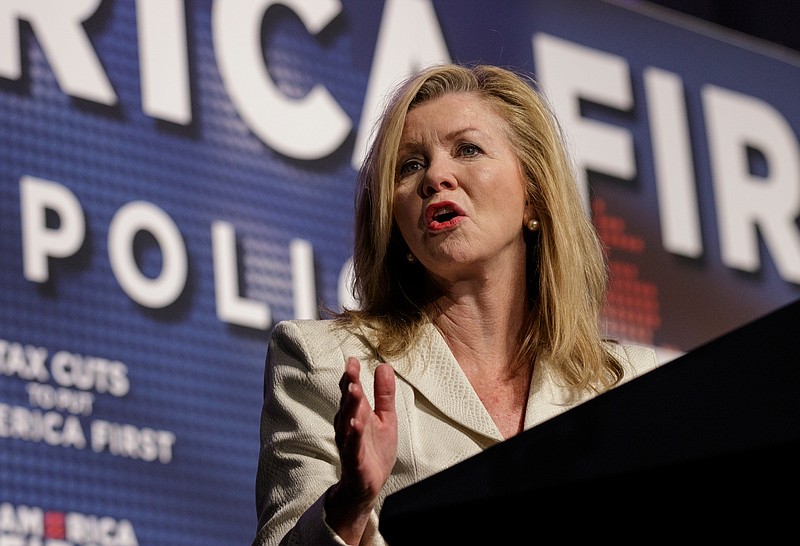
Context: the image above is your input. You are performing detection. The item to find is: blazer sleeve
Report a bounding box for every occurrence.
[252,320,357,546]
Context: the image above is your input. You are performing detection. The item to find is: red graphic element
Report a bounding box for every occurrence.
[44,511,66,539]
[593,197,661,345]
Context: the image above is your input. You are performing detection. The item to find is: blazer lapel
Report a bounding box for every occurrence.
[388,323,503,442]
[523,360,593,429]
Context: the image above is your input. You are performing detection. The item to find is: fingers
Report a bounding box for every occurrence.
[334,357,398,504]
[337,357,361,425]
[335,357,364,451]
[338,356,361,400]
[335,358,395,447]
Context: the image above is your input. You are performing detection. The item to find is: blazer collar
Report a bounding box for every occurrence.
[359,320,595,442]
[382,322,505,442]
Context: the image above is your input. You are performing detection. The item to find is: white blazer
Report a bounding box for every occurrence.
[252,319,659,546]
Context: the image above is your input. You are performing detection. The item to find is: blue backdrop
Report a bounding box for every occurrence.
[1,1,798,545]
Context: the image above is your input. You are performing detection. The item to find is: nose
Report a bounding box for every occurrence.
[421,157,458,198]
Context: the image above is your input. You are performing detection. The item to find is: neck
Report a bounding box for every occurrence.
[429,274,530,378]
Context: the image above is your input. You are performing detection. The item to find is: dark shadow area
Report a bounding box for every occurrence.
[647,0,800,52]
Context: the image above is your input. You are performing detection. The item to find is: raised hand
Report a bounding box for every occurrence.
[326,357,398,543]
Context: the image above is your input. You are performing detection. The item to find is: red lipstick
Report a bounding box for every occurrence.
[426,201,465,231]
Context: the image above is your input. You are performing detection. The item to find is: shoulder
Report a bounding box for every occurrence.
[268,319,380,372]
[605,341,660,379]
[271,318,351,348]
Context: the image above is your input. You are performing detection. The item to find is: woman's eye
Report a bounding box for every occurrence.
[459,144,480,157]
[399,159,423,175]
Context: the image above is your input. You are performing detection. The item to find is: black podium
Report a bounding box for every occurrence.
[379,300,800,543]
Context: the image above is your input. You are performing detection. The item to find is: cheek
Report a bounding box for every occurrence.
[393,187,419,224]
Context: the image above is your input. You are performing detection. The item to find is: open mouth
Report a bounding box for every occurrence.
[426,202,465,230]
[433,209,458,222]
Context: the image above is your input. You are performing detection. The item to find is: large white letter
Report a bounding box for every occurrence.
[212,221,270,329]
[20,176,86,283]
[0,0,116,104]
[703,85,800,283]
[213,0,349,159]
[108,201,188,309]
[290,238,317,319]
[136,0,191,124]
[533,33,635,211]
[644,67,702,258]
[351,0,450,169]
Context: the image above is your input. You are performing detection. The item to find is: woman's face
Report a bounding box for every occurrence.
[393,92,532,282]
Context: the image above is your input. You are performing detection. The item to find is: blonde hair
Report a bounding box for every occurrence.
[336,63,623,392]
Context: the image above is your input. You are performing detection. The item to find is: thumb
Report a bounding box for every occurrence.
[373,363,396,418]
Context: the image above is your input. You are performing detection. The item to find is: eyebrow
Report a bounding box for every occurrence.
[442,126,483,141]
